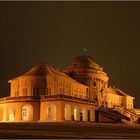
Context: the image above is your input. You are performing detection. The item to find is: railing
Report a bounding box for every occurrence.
[113,105,140,118]
[40,94,96,104]
[0,96,40,102]
[99,107,130,121]
[0,94,96,104]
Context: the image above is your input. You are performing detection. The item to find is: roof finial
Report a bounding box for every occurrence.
[82,48,88,55]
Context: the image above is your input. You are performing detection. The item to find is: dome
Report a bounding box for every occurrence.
[74,55,102,70]
[24,64,56,76]
[63,55,103,73]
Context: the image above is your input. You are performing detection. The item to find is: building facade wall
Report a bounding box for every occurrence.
[0,101,40,121]
[1,57,136,123]
[40,100,95,122]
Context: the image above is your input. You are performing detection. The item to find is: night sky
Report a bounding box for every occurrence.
[0,2,140,108]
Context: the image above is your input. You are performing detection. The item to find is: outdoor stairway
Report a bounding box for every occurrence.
[98,107,130,122]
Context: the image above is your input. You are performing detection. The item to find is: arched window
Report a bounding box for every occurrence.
[7,107,15,121]
[73,106,78,121]
[64,104,71,121]
[46,104,56,120]
[22,104,33,121]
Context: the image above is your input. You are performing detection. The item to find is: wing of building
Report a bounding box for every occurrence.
[0,55,139,123]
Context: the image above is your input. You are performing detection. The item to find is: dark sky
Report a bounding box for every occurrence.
[0,2,140,108]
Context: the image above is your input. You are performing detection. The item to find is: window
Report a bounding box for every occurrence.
[22,104,33,121]
[23,88,27,96]
[33,88,39,96]
[47,88,51,95]
[22,108,27,117]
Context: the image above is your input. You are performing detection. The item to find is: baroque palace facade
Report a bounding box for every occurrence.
[0,55,140,123]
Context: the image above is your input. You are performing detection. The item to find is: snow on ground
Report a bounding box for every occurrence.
[0,122,140,139]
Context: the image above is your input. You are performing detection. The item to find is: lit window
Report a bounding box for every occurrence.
[23,88,27,96]
[22,108,27,117]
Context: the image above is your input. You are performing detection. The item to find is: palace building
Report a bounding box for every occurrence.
[0,55,140,123]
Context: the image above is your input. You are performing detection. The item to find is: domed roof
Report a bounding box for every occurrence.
[63,55,103,73]
[24,64,56,76]
[75,55,102,70]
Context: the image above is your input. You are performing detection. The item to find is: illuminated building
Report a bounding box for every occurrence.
[0,55,139,123]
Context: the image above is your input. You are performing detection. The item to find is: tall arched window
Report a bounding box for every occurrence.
[7,107,15,121]
[22,104,33,121]
[64,104,71,121]
[73,106,78,121]
[46,104,56,120]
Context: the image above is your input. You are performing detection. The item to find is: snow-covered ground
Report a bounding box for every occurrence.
[0,122,140,138]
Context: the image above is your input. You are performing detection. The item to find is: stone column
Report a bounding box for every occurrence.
[56,101,65,121]
[90,108,95,122]
[3,105,7,121]
[15,105,22,121]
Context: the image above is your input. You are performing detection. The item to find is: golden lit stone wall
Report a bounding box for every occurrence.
[9,76,46,97]
[106,93,123,108]
[64,72,109,106]
[9,72,89,99]
[63,57,109,104]
[40,100,95,122]
[0,101,40,121]
[104,90,134,109]
[10,79,19,97]
[122,96,134,109]
[57,75,89,99]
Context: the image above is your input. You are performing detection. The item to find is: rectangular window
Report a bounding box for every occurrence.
[33,88,39,96]
[47,88,51,95]
[23,88,27,96]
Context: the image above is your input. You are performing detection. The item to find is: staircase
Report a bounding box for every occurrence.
[98,107,130,123]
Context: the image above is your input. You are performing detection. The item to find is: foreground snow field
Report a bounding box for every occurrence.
[0,122,140,139]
